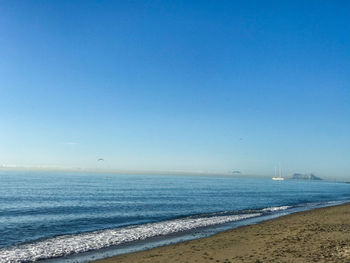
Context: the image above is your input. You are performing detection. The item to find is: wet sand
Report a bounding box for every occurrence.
[95,203,350,263]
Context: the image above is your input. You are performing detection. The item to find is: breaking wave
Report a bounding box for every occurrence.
[262,205,292,212]
[0,213,261,263]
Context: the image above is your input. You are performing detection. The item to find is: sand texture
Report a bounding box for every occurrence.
[95,203,350,263]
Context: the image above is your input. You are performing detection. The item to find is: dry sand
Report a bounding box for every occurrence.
[95,203,350,263]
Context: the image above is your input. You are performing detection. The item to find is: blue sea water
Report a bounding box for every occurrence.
[0,170,349,263]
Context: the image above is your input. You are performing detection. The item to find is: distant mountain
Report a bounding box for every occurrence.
[291,173,322,180]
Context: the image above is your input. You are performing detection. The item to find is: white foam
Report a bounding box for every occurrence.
[0,213,261,263]
[262,206,291,212]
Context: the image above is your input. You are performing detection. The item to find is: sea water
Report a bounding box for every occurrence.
[0,171,349,262]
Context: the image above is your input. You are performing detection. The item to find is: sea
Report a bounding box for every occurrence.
[0,170,349,263]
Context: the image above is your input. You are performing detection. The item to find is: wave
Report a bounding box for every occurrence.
[261,205,292,212]
[0,213,261,263]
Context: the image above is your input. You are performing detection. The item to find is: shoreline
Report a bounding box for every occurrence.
[94,203,350,263]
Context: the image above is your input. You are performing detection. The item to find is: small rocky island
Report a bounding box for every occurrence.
[291,173,322,180]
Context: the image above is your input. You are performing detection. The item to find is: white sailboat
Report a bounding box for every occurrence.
[272,165,284,180]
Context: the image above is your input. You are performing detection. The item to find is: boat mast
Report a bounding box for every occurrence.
[279,164,282,178]
[274,166,277,177]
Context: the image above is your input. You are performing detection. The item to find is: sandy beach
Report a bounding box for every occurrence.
[95,203,350,263]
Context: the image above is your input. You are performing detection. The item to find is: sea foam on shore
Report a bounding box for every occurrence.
[0,213,260,263]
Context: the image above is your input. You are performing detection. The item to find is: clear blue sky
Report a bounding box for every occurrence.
[1,0,349,178]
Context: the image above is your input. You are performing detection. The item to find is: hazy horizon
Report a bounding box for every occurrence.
[0,165,348,181]
[1,1,349,179]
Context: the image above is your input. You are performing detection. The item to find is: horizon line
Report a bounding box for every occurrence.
[0,165,346,181]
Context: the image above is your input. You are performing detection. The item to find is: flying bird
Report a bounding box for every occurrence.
[97,158,104,162]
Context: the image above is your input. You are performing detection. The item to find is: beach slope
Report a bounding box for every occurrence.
[95,203,350,263]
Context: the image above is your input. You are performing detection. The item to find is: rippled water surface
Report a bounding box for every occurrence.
[0,171,349,262]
